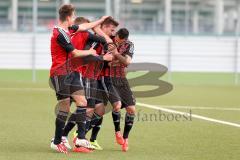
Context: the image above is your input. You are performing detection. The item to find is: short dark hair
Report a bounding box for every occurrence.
[116,28,129,39]
[74,17,90,25]
[101,17,119,27]
[58,4,75,22]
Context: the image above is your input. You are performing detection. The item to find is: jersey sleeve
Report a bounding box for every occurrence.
[88,32,107,45]
[87,32,108,51]
[57,29,75,53]
[68,25,79,34]
[123,42,134,58]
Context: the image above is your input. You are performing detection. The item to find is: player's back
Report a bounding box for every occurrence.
[50,27,71,77]
[70,31,90,74]
[71,31,89,50]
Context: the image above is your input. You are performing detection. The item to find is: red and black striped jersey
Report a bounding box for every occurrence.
[83,44,104,80]
[110,40,134,78]
[70,31,107,75]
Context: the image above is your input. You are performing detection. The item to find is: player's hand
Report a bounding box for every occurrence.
[101,16,111,21]
[106,38,113,43]
[111,60,121,66]
[112,48,119,55]
[103,53,113,61]
[89,46,97,56]
[108,45,117,53]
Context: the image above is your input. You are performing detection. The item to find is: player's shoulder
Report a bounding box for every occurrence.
[124,40,134,55]
[76,30,90,36]
[53,26,70,37]
[123,40,134,50]
[52,27,60,36]
[126,40,134,46]
[71,31,89,42]
[68,25,79,33]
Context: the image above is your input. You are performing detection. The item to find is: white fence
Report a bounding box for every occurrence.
[0,33,239,73]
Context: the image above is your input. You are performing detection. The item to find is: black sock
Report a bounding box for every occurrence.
[90,117,103,142]
[123,113,135,139]
[88,112,102,131]
[112,111,121,132]
[85,116,92,133]
[54,111,68,145]
[62,113,76,137]
[75,107,87,139]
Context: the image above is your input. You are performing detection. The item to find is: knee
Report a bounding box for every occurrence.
[113,101,122,112]
[94,103,105,116]
[57,98,71,112]
[73,96,87,107]
[86,108,94,117]
[126,106,136,115]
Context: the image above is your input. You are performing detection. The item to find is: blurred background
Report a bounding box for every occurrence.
[0,0,239,85]
[1,2,240,160]
[1,0,240,34]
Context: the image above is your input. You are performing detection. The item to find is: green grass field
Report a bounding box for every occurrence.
[0,70,240,160]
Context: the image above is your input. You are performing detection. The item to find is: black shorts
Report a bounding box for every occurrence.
[95,76,121,106]
[50,72,84,100]
[82,77,98,108]
[112,77,136,108]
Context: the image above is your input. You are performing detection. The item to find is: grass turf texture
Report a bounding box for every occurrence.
[0,70,240,160]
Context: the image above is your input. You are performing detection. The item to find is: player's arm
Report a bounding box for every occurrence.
[88,32,107,46]
[81,52,113,63]
[113,52,132,66]
[84,35,112,61]
[93,25,113,43]
[77,16,110,32]
[72,47,97,58]
[112,43,134,66]
[57,30,97,58]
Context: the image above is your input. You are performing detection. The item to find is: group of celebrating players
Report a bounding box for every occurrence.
[49,4,136,154]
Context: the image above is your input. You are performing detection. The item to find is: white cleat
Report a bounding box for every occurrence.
[50,139,68,154]
[75,138,94,149]
[62,136,72,150]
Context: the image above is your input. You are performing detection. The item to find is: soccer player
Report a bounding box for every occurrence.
[61,16,113,151]
[63,17,119,151]
[110,28,136,152]
[89,28,136,152]
[49,4,109,154]
[87,17,121,150]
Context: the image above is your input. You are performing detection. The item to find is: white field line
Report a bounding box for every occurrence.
[137,102,240,128]
[155,105,240,111]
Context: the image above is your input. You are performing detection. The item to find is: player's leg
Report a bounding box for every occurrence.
[89,79,107,131]
[86,107,94,133]
[85,78,98,133]
[108,77,125,145]
[112,102,125,145]
[90,76,113,133]
[65,78,95,146]
[50,76,71,153]
[88,79,108,150]
[116,78,136,151]
[87,102,104,130]
[61,97,76,149]
[110,92,124,145]
[62,76,87,149]
[70,72,93,152]
[122,105,135,152]
[89,102,105,150]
